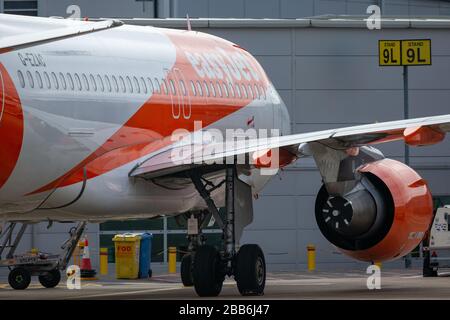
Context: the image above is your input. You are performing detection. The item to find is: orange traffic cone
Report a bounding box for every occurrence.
[80,238,97,280]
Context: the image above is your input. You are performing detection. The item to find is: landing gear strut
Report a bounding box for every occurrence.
[187,164,266,297]
[0,221,86,290]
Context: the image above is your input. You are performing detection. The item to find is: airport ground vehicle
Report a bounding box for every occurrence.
[423,206,450,276]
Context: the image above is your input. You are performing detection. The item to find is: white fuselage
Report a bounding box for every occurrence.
[0,23,291,222]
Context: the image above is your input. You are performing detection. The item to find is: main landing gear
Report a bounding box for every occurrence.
[183,165,266,297]
[0,221,86,290]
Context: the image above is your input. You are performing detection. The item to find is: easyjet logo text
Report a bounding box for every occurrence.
[185,47,260,83]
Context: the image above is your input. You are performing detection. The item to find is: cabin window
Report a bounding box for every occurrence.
[196,81,203,97]
[228,82,235,98]
[118,76,125,93]
[147,78,154,94]
[154,78,160,94]
[169,79,176,95]
[97,75,104,92]
[17,70,25,88]
[52,72,59,90]
[254,84,259,99]
[26,71,34,88]
[74,73,82,91]
[112,76,119,92]
[222,82,229,97]
[140,77,147,94]
[105,75,112,92]
[235,83,241,99]
[210,81,216,97]
[203,81,210,97]
[241,84,247,99]
[248,84,253,99]
[126,76,133,93]
[180,80,187,96]
[161,79,168,95]
[67,73,74,90]
[35,71,43,89]
[43,72,51,89]
[59,73,67,90]
[261,86,267,100]
[133,76,140,94]
[190,80,196,96]
[216,81,222,97]
[89,74,97,92]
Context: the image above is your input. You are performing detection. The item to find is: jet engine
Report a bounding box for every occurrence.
[315,159,433,262]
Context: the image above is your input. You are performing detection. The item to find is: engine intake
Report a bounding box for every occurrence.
[315,159,433,262]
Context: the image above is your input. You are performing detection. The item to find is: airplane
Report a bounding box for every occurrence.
[0,13,449,296]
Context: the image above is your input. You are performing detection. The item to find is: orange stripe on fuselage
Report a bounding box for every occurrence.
[0,63,24,189]
[29,30,269,195]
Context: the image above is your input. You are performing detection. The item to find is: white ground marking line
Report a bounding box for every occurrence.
[400,275,423,279]
[66,286,184,299]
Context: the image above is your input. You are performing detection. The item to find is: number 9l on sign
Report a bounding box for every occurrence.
[379,39,431,66]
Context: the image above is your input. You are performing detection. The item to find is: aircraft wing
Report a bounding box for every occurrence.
[129,114,450,179]
[0,14,122,53]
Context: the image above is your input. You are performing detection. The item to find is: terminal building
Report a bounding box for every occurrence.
[1,0,450,272]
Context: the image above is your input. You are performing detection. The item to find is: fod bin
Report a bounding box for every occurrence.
[113,233,141,279]
[138,233,153,279]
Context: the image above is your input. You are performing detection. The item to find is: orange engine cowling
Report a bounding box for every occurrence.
[315,159,433,262]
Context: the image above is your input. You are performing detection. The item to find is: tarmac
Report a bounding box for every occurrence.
[0,268,449,299]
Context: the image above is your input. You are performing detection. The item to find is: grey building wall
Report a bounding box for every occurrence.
[2,0,450,19]
[164,19,450,270]
[171,0,450,18]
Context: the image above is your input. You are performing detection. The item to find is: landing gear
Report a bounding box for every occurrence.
[187,164,266,297]
[180,253,194,287]
[193,245,224,296]
[0,222,86,290]
[235,244,266,296]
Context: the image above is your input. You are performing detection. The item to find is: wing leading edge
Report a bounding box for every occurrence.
[129,114,450,179]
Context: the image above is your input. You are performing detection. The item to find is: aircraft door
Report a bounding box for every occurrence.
[166,68,191,120]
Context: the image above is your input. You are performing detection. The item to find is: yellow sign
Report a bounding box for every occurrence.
[379,40,401,66]
[401,39,431,66]
[379,39,431,66]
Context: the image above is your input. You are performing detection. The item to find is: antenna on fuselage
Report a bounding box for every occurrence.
[186,14,192,31]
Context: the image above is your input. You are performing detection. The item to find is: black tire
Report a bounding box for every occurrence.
[181,254,194,287]
[235,244,266,296]
[193,245,224,297]
[8,267,31,290]
[38,269,61,288]
[423,253,438,277]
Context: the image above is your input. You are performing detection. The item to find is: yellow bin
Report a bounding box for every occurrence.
[113,233,141,279]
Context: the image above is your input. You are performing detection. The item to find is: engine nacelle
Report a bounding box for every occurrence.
[315,159,433,262]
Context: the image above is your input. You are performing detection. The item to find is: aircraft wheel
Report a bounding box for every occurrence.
[8,267,31,290]
[181,253,194,287]
[38,269,61,288]
[193,245,223,297]
[235,244,266,296]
